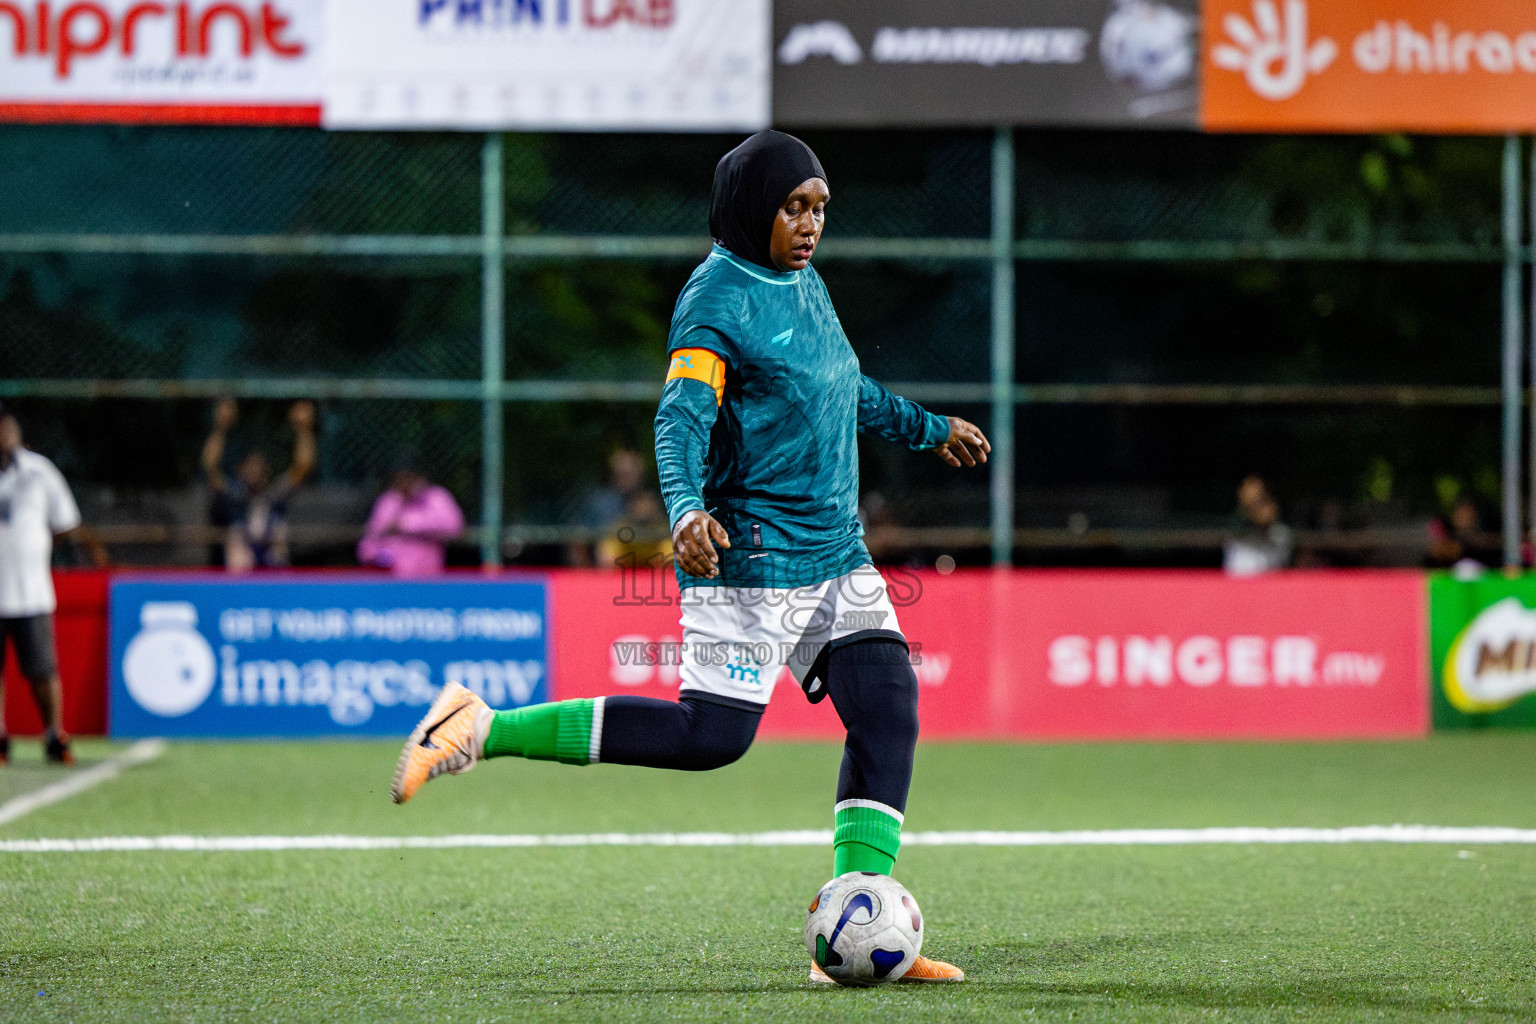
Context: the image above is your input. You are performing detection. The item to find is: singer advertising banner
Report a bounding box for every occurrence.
[548,568,1428,741]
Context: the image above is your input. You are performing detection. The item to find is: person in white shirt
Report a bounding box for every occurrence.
[0,403,101,766]
[1223,474,1294,577]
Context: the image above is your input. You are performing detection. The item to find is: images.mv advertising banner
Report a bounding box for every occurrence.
[109,577,548,737]
[323,0,769,130]
[773,0,1199,127]
[0,0,322,124]
[1429,573,1536,729]
[1202,0,1536,132]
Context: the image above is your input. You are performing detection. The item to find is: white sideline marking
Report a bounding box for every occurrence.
[3,824,1536,853]
[0,739,166,828]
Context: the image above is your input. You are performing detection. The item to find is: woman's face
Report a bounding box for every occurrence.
[390,469,427,497]
[768,177,830,272]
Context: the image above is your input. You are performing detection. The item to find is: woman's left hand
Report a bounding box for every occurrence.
[934,417,990,468]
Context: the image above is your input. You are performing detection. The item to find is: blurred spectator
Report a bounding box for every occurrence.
[1427,497,1500,574]
[201,398,316,572]
[0,402,107,766]
[595,489,672,568]
[358,457,465,577]
[570,447,650,567]
[1223,475,1293,576]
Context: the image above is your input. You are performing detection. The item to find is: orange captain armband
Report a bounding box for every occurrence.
[666,348,726,405]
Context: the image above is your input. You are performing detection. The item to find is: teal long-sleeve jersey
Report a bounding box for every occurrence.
[654,244,950,589]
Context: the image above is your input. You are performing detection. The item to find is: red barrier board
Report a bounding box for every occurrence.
[547,569,1429,741]
[995,570,1428,739]
[2,570,110,736]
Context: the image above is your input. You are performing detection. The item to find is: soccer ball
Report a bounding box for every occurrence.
[803,872,923,986]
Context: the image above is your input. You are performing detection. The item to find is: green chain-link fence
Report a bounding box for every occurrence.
[0,125,1525,568]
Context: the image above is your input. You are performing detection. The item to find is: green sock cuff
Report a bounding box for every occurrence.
[833,802,903,876]
[834,841,895,877]
[554,698,596,765]
[483,699,595,765]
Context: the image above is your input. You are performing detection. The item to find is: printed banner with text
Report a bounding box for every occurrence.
[323,0,769,130]
[109,577,548,737]
[0,0,322,124]
[548,568,1428,741]
[1428,572,1536,729]
[1202,0,1536,132]
[773,0,1199,128]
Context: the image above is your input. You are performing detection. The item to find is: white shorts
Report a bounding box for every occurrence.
[677,564,904,709]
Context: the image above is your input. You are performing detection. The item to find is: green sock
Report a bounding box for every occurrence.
[483,698,601,766]
[832,800,903,876]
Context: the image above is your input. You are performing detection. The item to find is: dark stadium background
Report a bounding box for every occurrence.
[0,127,1508,569]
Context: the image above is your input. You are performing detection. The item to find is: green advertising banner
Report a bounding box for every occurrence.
[1429,573,1536,729]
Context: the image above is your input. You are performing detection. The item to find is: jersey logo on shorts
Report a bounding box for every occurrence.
[770,329,793,347]
[666,348,725,405]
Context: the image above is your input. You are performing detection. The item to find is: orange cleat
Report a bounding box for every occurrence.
[808,954,964,985]
[391,683,491,804]
[898,954,966,982]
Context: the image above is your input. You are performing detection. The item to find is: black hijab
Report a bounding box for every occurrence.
[709,130,827,271]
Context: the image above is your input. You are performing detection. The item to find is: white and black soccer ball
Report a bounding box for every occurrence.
[803,872,923,986]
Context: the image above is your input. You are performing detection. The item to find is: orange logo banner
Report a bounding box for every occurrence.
[1202,0,1536,132]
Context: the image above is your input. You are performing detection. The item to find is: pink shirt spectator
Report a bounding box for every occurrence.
[358,484,464,578]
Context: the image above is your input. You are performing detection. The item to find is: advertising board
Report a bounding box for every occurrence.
[999,570,1427,739]
[108,577,548,737]
[1202,0,1536,132]
[1428,573,1536,729]
[547,568,1428,741]
[0,0,322,124]
[772,0,1199,128]
[323,0,769,130]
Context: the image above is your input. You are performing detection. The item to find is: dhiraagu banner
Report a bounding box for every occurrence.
[109,577,549,737]
[1429,573,1536,728]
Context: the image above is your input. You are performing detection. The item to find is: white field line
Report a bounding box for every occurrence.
[3,824,1536,854]
[0,739,166,828]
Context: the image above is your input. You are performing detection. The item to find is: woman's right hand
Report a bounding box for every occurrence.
[672,510,731,578]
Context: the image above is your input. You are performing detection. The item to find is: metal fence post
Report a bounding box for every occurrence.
[1529,134,1536,560]
[1502,135,1524,568]
[481,132,506,568]
[990,126,1016,567]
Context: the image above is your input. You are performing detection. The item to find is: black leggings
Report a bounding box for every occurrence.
[595,639,919,811]
[598,694,761,770]
[824,639,919,813]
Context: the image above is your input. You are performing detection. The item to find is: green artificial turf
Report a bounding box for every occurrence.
[2,735,1534,1022]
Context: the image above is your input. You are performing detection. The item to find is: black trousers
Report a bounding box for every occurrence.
[0,614,57,683]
